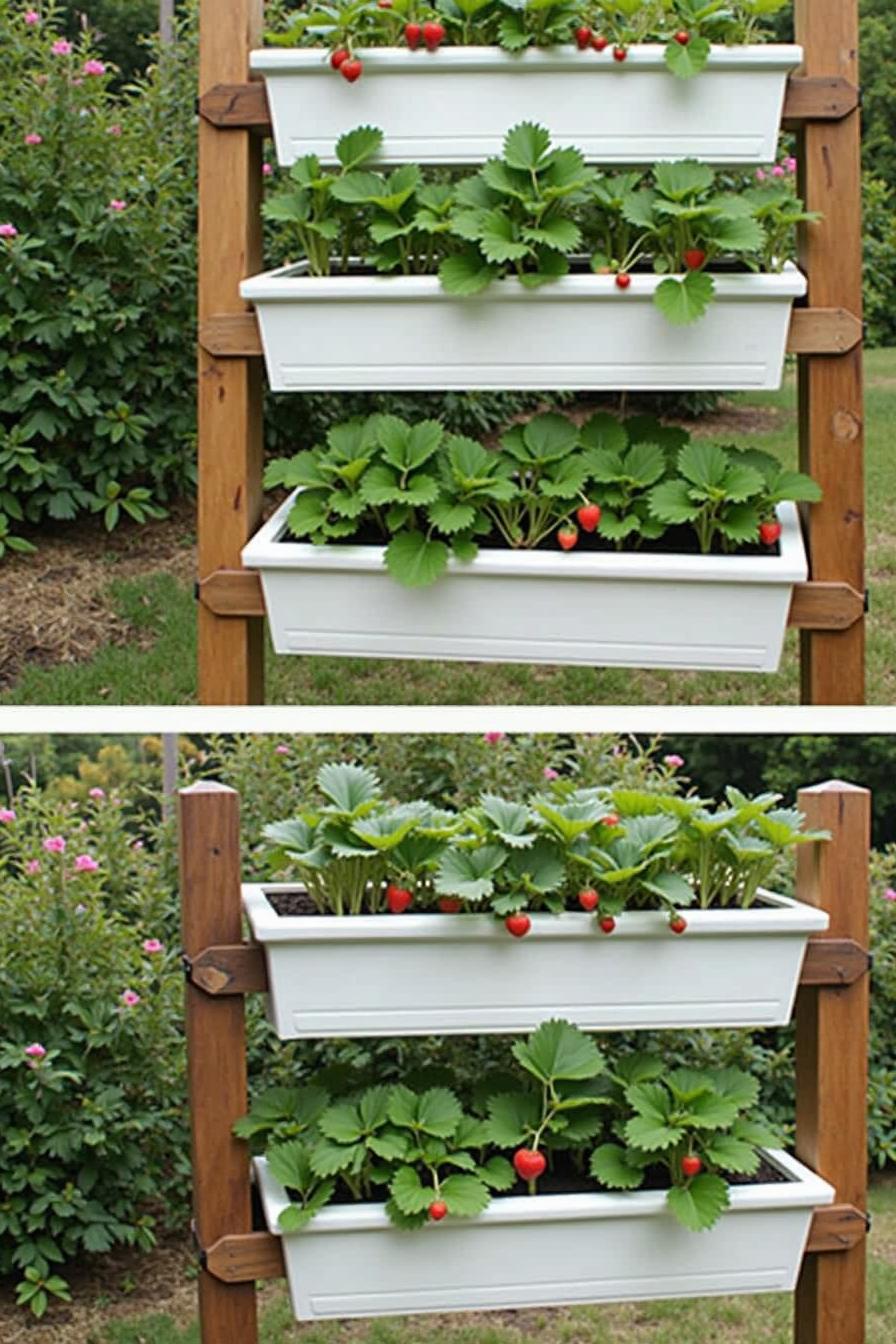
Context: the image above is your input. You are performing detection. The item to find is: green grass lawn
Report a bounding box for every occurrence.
[6,350,893,706]
[90,1182,896,1344]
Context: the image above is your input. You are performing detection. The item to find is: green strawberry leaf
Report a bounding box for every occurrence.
[335,124,383,170]
[664,35,711,80]
[503,121,552,171]
[654,272,715,326]
[427,499,478,534]
[477,1156,516,1191]
[485,1091,541,1146]
[435,844,506,902]
[648,479,701,525]
[389,1166,433,1215]
[701,1134,760,1174]
[384,532,449,588]
[666,1172,730,1231]
[590,1143,647,1190]
[439,251,498,296]
[653,159,715,201]
[512,1019,605,1085]
[440,1173,491,1217]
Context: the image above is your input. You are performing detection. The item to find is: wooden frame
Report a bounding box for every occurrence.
[178,776,870,1344]
[195,0,865,705]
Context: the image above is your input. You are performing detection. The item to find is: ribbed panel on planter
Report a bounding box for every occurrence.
[254,1148,834,1321]
[240,264,806,393]
[242,499,807,673]
[251,45,803,168]
[242,886,829,1039]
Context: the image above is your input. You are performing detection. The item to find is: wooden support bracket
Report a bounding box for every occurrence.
[197,568,865,634]
[201,1203,868,1285]
[186,935,869,998]
[196,75,859,136]
[199,307,862,362]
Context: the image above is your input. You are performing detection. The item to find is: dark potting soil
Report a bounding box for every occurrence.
[264,890,777,918]
[288,257,755,280]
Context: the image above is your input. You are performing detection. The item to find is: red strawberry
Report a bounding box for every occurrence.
[513,1148,547,1181]
[557,525,579,551]
[505,913,532,939]
[682,1155,703,1178]
[386,883,413,914]
[576,503,602,532]
[669,914,688,935]
[422,20,445,49]
[683,248,706,270]
[674,30,691,45]
[404,21,422,48]
[615,272,631,289]
[592,33,609,51]
[378,0,394,6]
[428,1199,448,1220]
[759,520,782,546]
[578,888,600,912]
[599,915,616,935]
[438,897,462,914]
[330,47,350,69]
[574,25,592,49]
[602,813,620,827]
[613,45,627,62]
[340,57,363,82]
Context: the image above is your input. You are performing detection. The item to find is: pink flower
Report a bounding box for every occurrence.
[25,859,41,875]
[755,168,767,183]
[785,156,797,173]
[142,938,164,954]
[108,199,127,212]
[771,164,786,178]
[107,123,122,136]
[483,732,505,744]
[543,767,559,780]
[120,989,141,1007]
[24,132,42,145]
[131,839,144,851]
[612,743,626,758]
[262,162,273,176]
[43,835,66,853]
[884,888,896,903]
[0,223,18,238]
[51,38,72,54]
[74,854,99,873]
[0,807,15,822]
[275,744,290,755]
[24,1042,47,1059]
[82,58,105,75]
[88,787,105,800]
[663,754,684,769]
[24,9,40,24]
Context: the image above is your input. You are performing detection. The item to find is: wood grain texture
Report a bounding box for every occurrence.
[794,781,870,1344]
[799,937,871,988]
[180,783,259,1344]
[796,0,865,704]
[197,0,265,705]
[189,944,269,995]
[196,74,856,134]
[198,307,862,361]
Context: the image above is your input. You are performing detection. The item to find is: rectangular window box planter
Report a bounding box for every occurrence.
[241,498,808,673]
[253,1148,834,1321]
[239,264,807,393]
[241,885,829,1039]
[250,45,803,168]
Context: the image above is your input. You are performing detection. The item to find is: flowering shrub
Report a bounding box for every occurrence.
[0,1,197,551]
[0,783,187,1314]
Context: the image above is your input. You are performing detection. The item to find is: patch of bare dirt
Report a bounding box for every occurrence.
[0,501,197,691]
[0,1236,197,1344]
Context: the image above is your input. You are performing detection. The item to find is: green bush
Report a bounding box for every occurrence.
[0,1,197,553]
[0,784,187,1314]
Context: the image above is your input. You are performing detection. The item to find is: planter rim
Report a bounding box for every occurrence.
[241,260,806,304]
[254,1147,834,1238]
[243,885,830,944]
[250,43,803,74]
[243,498,808,585]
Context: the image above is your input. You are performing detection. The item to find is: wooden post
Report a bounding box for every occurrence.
[179,783,258,1343]
[197,0,265,704]
[795,0,865,704]
[794,780,870,1344]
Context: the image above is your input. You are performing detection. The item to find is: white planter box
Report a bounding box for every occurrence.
[240,264,806,393]
[242,886,828,1038]
[254,1148,834,1321]
[242,498,807,673]
[251,45,803,167]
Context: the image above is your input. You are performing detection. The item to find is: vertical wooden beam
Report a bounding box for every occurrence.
[795,0,865,704]
[794,780,870,1344]
[197,0,265,704]
[180,783,258,1344]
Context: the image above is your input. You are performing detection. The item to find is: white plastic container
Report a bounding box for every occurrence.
[239,264,806,393]
[251,45,803,167]
[242,498,807,673]
[254,1148,834,1321]
[242,886,829,1038]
